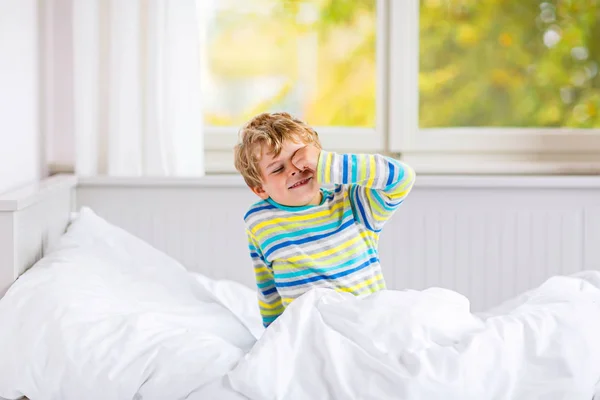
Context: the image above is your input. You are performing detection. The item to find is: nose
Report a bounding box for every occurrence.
[290,162,301,176]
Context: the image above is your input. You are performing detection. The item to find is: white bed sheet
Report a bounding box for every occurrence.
[229,275,600,399]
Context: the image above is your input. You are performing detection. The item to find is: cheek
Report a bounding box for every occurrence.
[264,175,285,192]
[275,176,288,192]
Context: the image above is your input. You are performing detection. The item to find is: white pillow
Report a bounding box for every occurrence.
[0,207,258,400]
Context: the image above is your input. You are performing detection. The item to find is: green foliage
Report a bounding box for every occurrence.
[205,0,376,127]
[205,0,599,128]
[420,0,600,128]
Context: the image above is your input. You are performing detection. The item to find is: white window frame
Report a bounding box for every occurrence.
[389,0,600,174]
[205,0,600,174]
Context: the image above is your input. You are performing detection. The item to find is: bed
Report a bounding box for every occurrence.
[2,176,600,400]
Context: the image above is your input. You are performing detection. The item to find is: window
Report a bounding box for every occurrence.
[390,0,600,173]
[201,0,600,174]
[199,0,384,171]
[202,0,377,128]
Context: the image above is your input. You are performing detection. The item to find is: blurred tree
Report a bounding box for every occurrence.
[204,0,376,127]
[203,0,599,129]
[420,0,600,128]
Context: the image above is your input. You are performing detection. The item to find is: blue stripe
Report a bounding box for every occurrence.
[275,248,377,278]
[264,219,355,259]
[261,287,278,296]
[261,209,353,248]
[385,160,395,187]
[262,315,279,327]
[387,199,404,207]
[351,155,357,182]
[354,188,378,232]
[244,203,276,220]
[250,252,261,259]
[348,185,361,224]
[342,154,348,183]
[275,257,379,287]
[386,162,405,191]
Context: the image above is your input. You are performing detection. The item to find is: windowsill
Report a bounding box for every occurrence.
[77,175,247,188]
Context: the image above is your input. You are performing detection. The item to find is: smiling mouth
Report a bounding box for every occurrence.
[288,177,312,189]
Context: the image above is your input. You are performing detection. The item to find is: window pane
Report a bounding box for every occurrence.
[419,0,600,128]
[200,0,376,127]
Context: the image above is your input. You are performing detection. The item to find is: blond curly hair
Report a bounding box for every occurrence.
[234,112,322,188]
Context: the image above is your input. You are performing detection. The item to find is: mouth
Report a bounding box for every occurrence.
[288,177,312,189]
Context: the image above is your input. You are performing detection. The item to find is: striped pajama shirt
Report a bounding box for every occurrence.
[244,150,416,327]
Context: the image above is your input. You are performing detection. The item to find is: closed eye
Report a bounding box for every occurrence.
[271,166,283,174]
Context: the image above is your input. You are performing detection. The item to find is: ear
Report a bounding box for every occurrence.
[251,185,269,200]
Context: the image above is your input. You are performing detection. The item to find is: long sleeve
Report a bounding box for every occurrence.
[247,229,284,327]
[316,150,415,232]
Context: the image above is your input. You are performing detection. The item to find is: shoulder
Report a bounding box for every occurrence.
[243,199,277,230]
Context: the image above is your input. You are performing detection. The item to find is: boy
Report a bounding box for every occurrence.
[234,112,415,328]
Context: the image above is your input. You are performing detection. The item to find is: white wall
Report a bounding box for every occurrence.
[0,0,41,193]
[42,0,74,169]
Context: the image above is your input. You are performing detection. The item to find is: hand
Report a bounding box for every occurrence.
[291,144,321,173]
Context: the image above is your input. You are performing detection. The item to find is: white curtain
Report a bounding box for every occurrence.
[71,0,204,176]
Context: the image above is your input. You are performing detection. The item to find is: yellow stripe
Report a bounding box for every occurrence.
[337,274,385,293]
[254,265,270,274]
[324,152,332,183]
[255,273,273,283]
[251,195,349,233]
[282,297,306,307]
[388,167,415,200]
[255,197,348,240]
[366,156,376,188]
[278,240,374,269]
[364,190,388,222]
[358,155,366,183]
[259,307,284,315]
[258,298,282,309]
[285,231,375,263]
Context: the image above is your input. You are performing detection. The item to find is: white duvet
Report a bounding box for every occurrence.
[1,208,600,400]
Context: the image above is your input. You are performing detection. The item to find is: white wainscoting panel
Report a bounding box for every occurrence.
[76,179,259,288]
[77,176,600,312]
[0,175,76,296]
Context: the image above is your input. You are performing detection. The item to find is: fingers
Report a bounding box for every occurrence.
[291,145,317,172]
[291,147,307,170]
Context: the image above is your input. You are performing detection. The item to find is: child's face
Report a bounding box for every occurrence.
[252,139,321,207]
